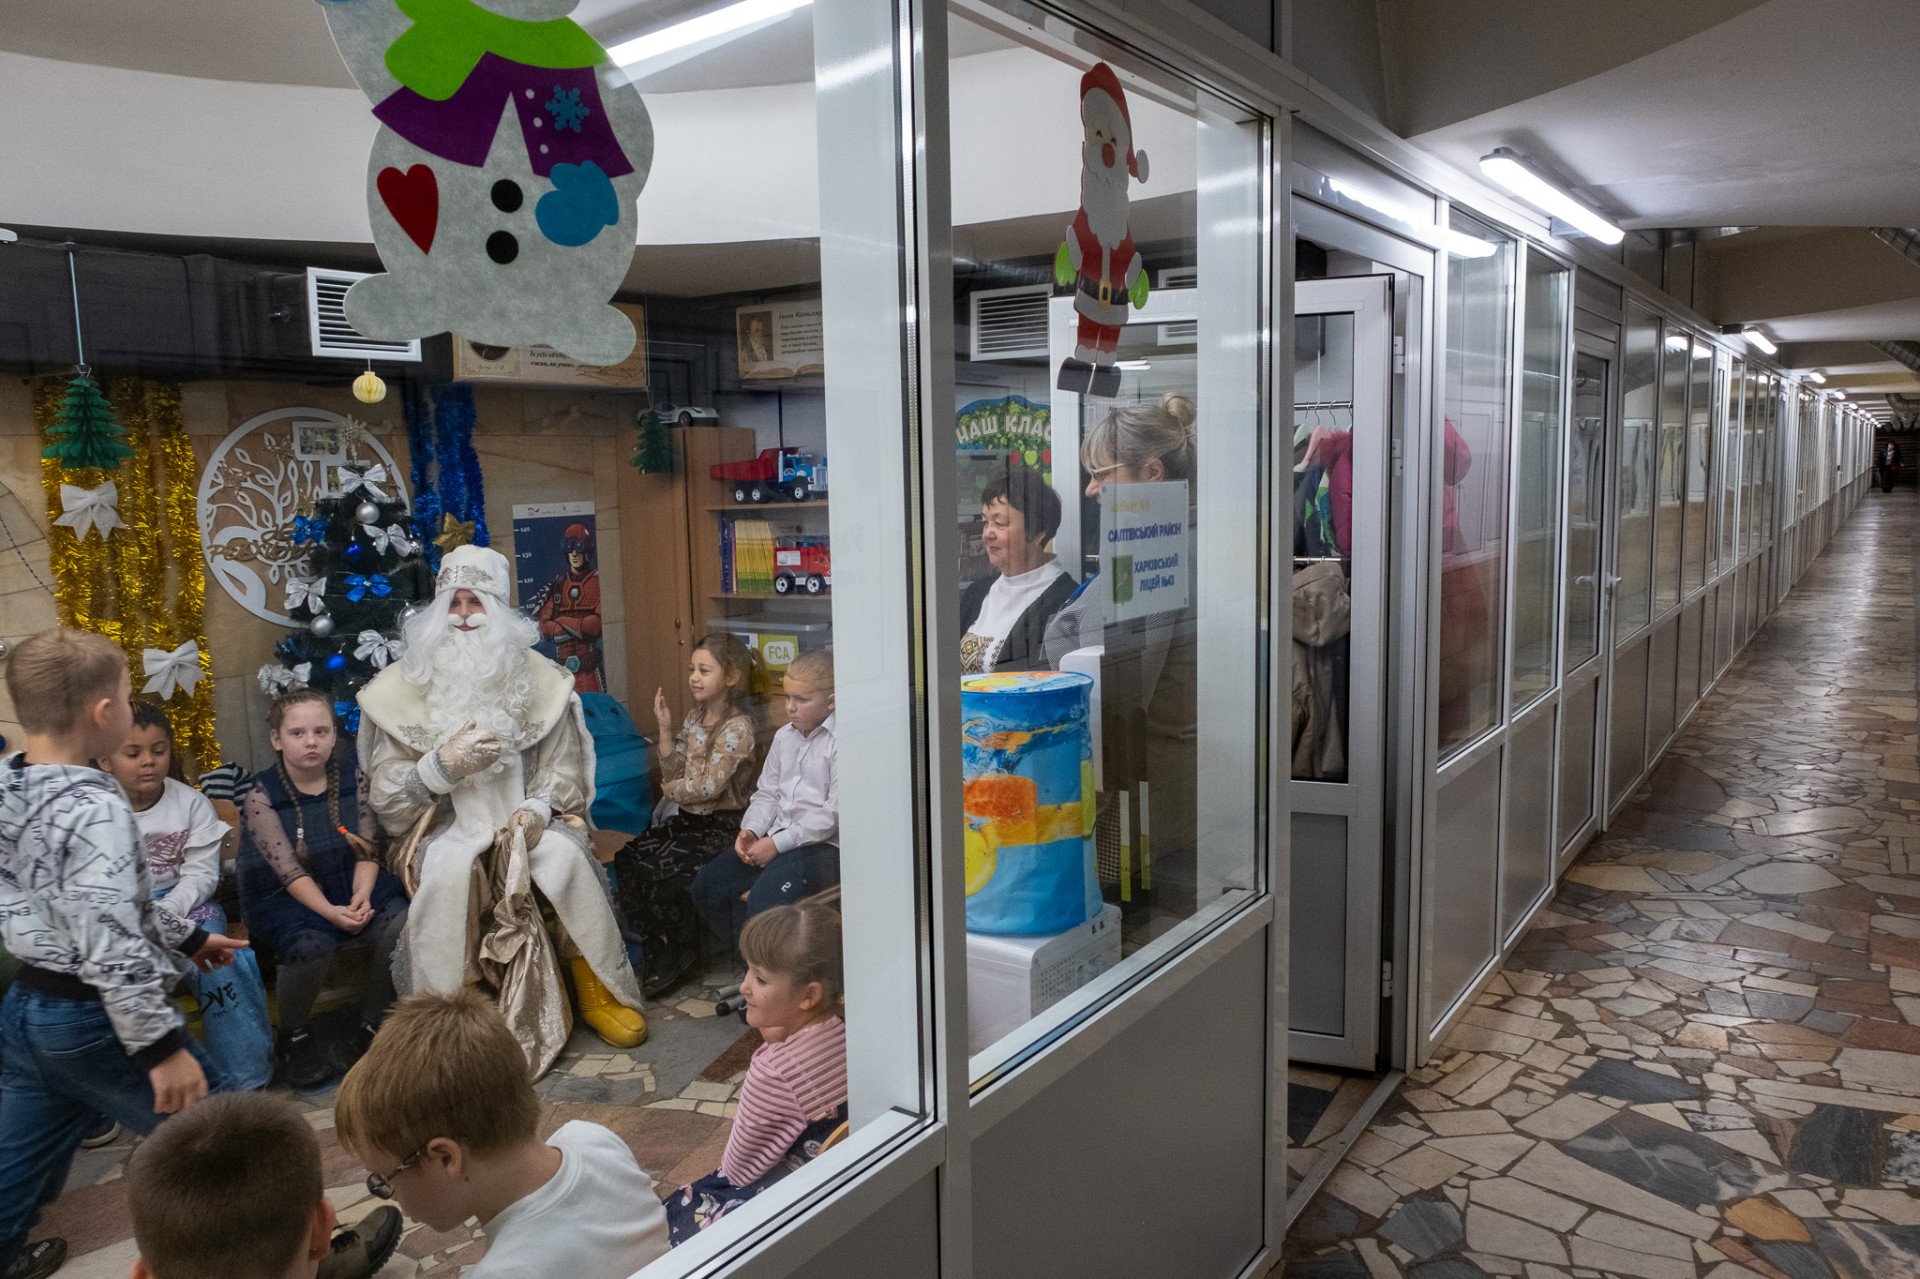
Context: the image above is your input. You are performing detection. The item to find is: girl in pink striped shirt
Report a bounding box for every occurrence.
[664,903,848,1244]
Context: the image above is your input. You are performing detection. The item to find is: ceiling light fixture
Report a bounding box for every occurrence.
[609,0,812,67]
[1477,148,1624,245]
[1742,329,1778,356]
[1806,371,1828,384]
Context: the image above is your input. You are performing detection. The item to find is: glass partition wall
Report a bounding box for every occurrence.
[947,0,1270,1086]
[0,0,1290,1273]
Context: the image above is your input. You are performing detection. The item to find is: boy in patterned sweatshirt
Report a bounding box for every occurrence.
[0,629,250,1279]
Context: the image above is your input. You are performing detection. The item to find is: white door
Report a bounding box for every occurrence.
[1288,274,1393,1069]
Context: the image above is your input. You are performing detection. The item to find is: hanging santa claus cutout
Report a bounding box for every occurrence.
[1056,62,1149,399]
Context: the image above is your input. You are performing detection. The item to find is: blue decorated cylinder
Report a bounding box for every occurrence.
[961,671,1100,935]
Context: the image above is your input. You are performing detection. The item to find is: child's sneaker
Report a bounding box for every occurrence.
[78,1115,121,1148]
[4,1238,66,1279]
[316,1206,403,1279]
[278,1028,335,1091]
[332,1019,380,1075]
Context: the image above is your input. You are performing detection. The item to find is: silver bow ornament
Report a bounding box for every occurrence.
[52,481,125,541]
[354,629,406,670]
[257,661,312,695]
[284,576,326,612]
[362,523,410,554]
[337,463,390,501]
[142,641,205,701]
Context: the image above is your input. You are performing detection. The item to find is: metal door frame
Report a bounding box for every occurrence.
[1287,271,1394,1069]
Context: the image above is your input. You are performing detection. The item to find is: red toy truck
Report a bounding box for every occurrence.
[710,447,828,503]
[773,536,832,595]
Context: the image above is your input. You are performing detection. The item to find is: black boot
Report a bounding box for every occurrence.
[1056,357,1094,393]
[278,1028,335,1091]
[1089,363,1123,398]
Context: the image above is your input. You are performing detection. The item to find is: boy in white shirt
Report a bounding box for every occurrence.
[335,990,669,1279]
[690,650,838,947]
[101,703,276,1090]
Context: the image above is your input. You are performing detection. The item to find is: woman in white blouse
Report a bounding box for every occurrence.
[958,465,1077,674]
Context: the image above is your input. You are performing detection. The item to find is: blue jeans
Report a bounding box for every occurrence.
[689,843,840,948]
[184,905,275,1091]
[0,986,227,1270]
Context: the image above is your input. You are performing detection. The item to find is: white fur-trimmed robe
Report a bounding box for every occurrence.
[358,654,643,1076]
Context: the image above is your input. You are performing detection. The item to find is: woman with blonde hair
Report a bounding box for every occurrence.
[1044,391,1200,915]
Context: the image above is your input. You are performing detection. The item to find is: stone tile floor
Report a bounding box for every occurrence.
[32,964,756,1278]
[1289,1065,1396,1197]
[1282,494,1920,1279]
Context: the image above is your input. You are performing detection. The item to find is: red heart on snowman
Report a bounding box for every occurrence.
[377,165,439,254]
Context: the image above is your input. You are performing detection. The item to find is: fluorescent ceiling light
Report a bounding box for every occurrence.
[1478,148,1624,246]
[1115,360,1152,371]
[1665,333,1691,352]
[1742,328,1778,356]
[1806,370,1827,384]
[1444,230,1499,259]
[609,0,811,67]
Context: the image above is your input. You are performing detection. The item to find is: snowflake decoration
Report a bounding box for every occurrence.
[546,86,590,133]
[340,416,374,454]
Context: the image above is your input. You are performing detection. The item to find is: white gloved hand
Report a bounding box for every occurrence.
[505,806,548,847]
[436,723,504,781]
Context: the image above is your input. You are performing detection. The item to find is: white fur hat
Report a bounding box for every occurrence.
[435,544,512,601]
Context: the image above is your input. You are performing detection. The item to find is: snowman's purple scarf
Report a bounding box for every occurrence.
[373,53,633,179]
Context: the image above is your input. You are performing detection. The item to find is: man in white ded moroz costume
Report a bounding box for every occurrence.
[357,545,646,1073]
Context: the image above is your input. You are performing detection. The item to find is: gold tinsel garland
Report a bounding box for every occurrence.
[35,377,221,775]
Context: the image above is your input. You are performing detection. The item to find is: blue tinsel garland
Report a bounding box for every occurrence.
[431,383,488,548]
[403,384,444,572]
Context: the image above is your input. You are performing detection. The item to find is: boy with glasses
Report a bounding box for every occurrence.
[336,989,668,1277]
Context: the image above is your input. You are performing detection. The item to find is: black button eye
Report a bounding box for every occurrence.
[486,231,519,264]
[491,180,523,213]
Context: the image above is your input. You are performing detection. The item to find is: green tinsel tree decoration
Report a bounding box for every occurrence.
[43,373,134,471]
[630,407,674,474]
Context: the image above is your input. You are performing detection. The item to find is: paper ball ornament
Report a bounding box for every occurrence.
[309,613,336,638]
[352,370,388,404]
[355,499,381,525]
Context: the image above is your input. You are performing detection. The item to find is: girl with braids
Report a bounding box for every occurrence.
[238,690,408,1089]
[615,632,762,997]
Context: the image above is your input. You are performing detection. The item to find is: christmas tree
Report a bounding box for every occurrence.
[630,407,674,474]
[266,461,435,730]
[42,372,134,471]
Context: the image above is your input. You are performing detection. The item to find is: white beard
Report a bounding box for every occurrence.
[397,596,542,750]
[1080,148,1132,248]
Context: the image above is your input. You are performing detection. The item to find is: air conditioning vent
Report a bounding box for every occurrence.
[968,284,1050,361]
[1154,268,1196,344]
[305,267,422,361]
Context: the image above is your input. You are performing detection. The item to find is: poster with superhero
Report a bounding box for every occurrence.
[512,501,605,691]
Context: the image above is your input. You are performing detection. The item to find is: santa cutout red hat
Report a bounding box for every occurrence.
[1080,62,1149,183]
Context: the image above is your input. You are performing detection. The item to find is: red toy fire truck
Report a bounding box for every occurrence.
[709,447,828,503]
[772,536,832,595]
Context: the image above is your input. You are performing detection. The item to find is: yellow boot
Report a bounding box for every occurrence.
[570,956,648,1049]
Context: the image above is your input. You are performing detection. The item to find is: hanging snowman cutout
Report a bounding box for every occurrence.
[317,0,653,366]
[1055,62,1149,401]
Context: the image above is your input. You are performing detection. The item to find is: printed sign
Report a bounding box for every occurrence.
[736,298,825,380]
[1099,481,1189,622]
[453,302,650,387]
[512,501,605,693]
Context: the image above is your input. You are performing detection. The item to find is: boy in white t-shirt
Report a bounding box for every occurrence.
[336,990,669,1279]
[100,703,276,1090]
